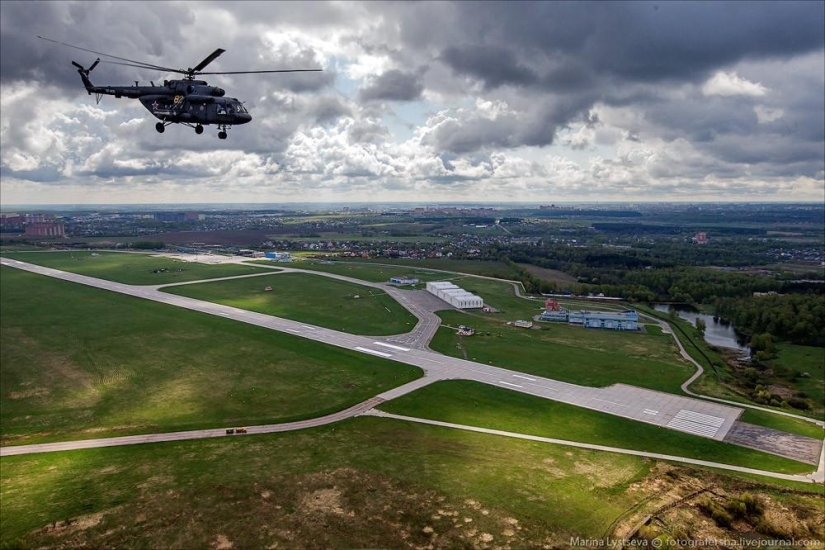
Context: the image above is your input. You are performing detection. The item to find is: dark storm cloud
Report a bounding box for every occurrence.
[358,69,424,102]
[440,45,537,90]
[0,1,195,90]
[404,1,825,88]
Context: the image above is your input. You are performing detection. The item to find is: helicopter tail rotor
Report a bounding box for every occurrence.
[72,58,101,100]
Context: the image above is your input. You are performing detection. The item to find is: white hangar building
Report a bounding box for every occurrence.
[426,281,484,309]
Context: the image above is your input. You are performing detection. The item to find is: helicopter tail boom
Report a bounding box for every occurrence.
[72,59,99,93]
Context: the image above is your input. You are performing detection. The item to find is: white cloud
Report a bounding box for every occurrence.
[753,104,785,123]
[702,71,768,97]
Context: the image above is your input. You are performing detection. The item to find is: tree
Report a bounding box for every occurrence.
[695,318,706,335]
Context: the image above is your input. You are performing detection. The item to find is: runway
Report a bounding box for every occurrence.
[0,257,744,443]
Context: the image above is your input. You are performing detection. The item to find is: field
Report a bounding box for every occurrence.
[5,417,821,549]
[430,310,695,394]
[517,262,578,285]
[2,259,823,548]
[0,418,652,546]
[773,344,825,413]
[0,267,421,444]
[281,260,462,285]
[0,250,271,285]
[378,380,813,474]
[348,258,523,280]
[162,272,418,336]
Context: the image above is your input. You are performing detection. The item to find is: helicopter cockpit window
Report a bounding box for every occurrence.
[234,103,247,113]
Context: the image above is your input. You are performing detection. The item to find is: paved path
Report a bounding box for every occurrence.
[1,397,386,457]
[365,410,822,484]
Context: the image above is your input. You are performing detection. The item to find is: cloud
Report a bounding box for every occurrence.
[1,0,823,204]
[358,69,424,102]
[702,71,768,97]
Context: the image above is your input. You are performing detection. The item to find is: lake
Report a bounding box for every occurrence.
[652,303,750,353]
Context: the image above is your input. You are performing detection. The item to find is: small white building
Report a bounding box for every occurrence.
[426,281,484,309]
[390,276,419,285]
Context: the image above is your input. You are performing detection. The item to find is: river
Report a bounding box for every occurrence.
[652,303,750,353]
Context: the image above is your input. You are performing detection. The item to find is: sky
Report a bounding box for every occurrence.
[1,1,823,205]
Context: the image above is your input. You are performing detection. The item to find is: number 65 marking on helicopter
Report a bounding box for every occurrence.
[38,36,322,140]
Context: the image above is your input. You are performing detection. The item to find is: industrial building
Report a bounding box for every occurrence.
[24,222,65,237]
[265,252,292,262]
[540,299,638,331]
[390,276,419,285]
[426,281,484,309]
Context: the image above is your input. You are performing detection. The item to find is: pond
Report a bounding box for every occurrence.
[652,303,750,353]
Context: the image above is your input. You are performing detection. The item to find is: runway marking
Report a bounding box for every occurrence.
[373,342,411,352]
[499,381,523,388]
[218,313,230,317]
[512,374,536,381]
[666,409,725,438]
[354,346,393,358]
[285,328,301,333]
[301,325,316,330]
[643,409,659,416]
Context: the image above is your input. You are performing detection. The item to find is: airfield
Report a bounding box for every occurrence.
[1,250,824,547]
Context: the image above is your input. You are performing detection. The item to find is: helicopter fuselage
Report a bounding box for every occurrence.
[82,78,252,128]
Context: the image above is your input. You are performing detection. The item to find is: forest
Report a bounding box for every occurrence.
[714,294,825,347]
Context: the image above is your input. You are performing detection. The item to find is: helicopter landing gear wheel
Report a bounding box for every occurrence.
[195,124,204,135]
[155,122,165,133]
[218,131,227,140]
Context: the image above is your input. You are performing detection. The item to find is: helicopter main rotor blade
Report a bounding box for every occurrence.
[197,69,324,75]
[191,48,226,73]
[101,60,189,76]
[37,35,181,74]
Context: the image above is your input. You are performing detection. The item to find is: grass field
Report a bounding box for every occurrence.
[0,418,655,546]
[378,380,813,474]
[349,258,523,280]
[0,267,421,444]
[773,344,825,413]
[431,311,695,394]
[277,260,456,285]
[0,251,271,285]
[162,272,418,336]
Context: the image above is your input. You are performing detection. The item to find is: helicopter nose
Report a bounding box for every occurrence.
[236,112,252,124]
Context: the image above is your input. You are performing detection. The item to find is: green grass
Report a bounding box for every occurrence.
[162,272,418,336]
[638,306,825,421]
[0,418,656,546]
[0,267,421,444]
[431,311,695,394]
[273,260,455,285]
[378,380,813,475]
[0,251,272,285]
[773,343,825,412]
[349,258,523,280]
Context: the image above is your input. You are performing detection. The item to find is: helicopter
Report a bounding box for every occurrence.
[38,36,322,139]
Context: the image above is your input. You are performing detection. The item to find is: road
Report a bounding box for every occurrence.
[0,397,385,457]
